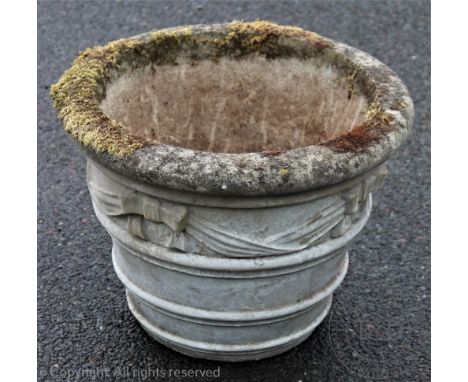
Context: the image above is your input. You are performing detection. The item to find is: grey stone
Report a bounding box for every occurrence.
[52,22,413,362]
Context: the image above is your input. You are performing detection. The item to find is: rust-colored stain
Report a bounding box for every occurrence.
[321,111,395,153]
[261,150,284,157]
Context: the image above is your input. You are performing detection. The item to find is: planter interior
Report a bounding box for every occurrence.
[102,57,369,153]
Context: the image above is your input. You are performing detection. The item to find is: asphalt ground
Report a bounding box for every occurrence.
[38,1,430,381]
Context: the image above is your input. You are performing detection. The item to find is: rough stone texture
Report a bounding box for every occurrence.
[38,0,430,380]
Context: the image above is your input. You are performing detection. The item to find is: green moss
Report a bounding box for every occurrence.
[49,21,340,158]
[366,101,382,119]
[214,20,332,59]
[50,28,196,157]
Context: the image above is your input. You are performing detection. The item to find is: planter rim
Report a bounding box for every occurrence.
[51,21,413,196]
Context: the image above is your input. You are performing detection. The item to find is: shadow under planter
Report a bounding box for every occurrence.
[51,21,413,362]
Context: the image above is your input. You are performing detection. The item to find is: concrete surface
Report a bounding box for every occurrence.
[38,1,430,381]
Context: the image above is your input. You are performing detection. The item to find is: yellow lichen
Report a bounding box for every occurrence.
[366,101,382,119]
[150,27,193,41]
[279,168,290,176]
[396,100,408,110]
[227,20,321,43]
[346,69,358,99]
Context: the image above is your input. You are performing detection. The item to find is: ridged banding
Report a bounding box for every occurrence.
[113,249,347,323]
[127,291,332,357]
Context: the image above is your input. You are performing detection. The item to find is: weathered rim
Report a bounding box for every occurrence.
[51,21,413,196]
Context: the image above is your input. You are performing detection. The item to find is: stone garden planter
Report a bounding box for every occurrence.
[51,21,413,361]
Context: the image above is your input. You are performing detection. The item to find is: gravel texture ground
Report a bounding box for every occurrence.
[38,1,430,381]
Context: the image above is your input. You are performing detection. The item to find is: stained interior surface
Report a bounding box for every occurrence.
[102,56,369,153]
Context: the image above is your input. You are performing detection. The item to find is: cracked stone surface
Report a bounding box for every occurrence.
[38,1,430,381]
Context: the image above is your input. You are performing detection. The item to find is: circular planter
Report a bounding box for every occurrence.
[51,21,413,362]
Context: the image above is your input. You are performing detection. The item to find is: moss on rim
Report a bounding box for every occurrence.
[50,27,197,157]
[50,21,392,158]
[215,20,333,57]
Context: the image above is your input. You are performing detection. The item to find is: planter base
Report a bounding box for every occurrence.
[127,291,333,362]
